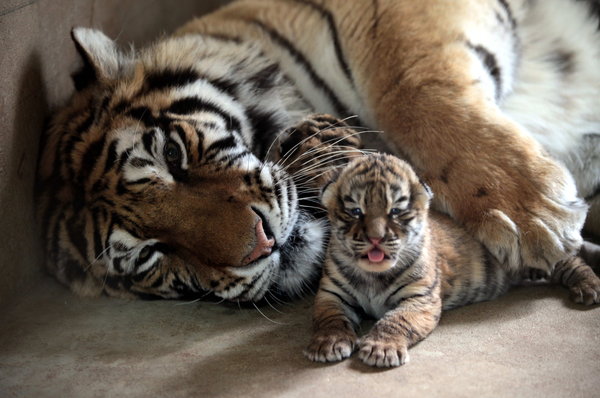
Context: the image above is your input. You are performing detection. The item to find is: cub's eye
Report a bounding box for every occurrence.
[164,140,182,165]
[348,208,363,218]
[389,208,402,217]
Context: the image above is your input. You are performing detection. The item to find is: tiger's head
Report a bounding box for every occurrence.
[36,28,325,301]
[322,153,432,273]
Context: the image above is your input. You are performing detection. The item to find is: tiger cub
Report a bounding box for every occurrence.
[304,152,600,368]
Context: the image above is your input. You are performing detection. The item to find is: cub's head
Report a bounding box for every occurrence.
[322,153,432,273]
[36,28,324,301]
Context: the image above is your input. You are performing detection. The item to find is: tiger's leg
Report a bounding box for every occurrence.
[343,0,586,273]
[358,296,442,368]
[304,274,360,363]
[276,114,363,188]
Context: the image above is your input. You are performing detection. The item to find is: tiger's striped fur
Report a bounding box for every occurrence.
[305,153,600,367]
[36,0,600,301]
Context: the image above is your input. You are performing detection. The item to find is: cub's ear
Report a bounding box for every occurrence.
[71,27,130,90]
[419,179,433,200]
[411,178,433,211]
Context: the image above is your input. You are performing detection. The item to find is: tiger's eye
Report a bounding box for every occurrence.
[389,208,401,217]
[164,141,182,164]
[138,246,152,262]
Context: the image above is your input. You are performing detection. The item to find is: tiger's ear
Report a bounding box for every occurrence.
[71,27,130,90]
[320,170,342,209]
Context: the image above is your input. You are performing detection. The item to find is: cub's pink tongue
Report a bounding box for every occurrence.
[367,248,385,263]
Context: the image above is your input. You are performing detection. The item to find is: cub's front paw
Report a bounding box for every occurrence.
[304,329,357,363]
[357,336,409,368]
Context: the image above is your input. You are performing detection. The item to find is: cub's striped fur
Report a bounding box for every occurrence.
[305,152,600,367]
[36,0,600,301]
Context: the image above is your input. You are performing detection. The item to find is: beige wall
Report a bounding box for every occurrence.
[0,0,228,305]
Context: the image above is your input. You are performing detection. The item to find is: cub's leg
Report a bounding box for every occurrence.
[304,275,360,363]
[551,256,600,305]
[344,1,586,272]
[358,296,442,368]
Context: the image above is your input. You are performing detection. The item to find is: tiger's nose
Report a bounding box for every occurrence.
[242,218,275,265]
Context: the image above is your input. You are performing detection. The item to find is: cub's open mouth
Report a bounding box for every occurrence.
[361,248,389,263]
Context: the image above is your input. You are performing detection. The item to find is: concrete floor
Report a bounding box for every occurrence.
[0,275,599,398]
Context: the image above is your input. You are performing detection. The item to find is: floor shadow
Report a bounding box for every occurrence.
[0,49,48,302]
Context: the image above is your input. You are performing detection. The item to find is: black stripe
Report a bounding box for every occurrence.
[248,63,281,91]
[208,76,239,97]
[64,113,95,178]
[246,107,282,158]
[91,208,104,259]
[468,43,502,99]
[496,0,517,29]
[290,0,355,87]
[249,19,351,117]
[321,288,361,315]
[103,140,118,173]
[125,178,152,186]
[241,268,266,294]
[144,68,200,92]
[66,216,88,262]
[113,256,125,273]
[174,125,187,148]
[132,262,159,282]
[167,97,242,132]
[328,275,360,304]
[118,150,132,171]
[79,135,106,184]
[225,151,252,167]
[128,107,157,127]
[142,130,156,156]
[129,157,155,168]
[578,0,600,30]
[205,135,237,158]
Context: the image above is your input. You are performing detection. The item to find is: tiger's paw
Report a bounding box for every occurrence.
[304,329,357,363]
[444,154,587,272]
[357,337,409,368]
[277,114,363,188]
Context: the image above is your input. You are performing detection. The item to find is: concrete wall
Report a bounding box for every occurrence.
[0,0,228,305]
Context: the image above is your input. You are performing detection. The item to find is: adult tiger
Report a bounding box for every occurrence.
[36,0,600,301]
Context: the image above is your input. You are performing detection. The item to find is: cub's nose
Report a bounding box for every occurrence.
[242,217,275,265]
[368,237,382,246]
